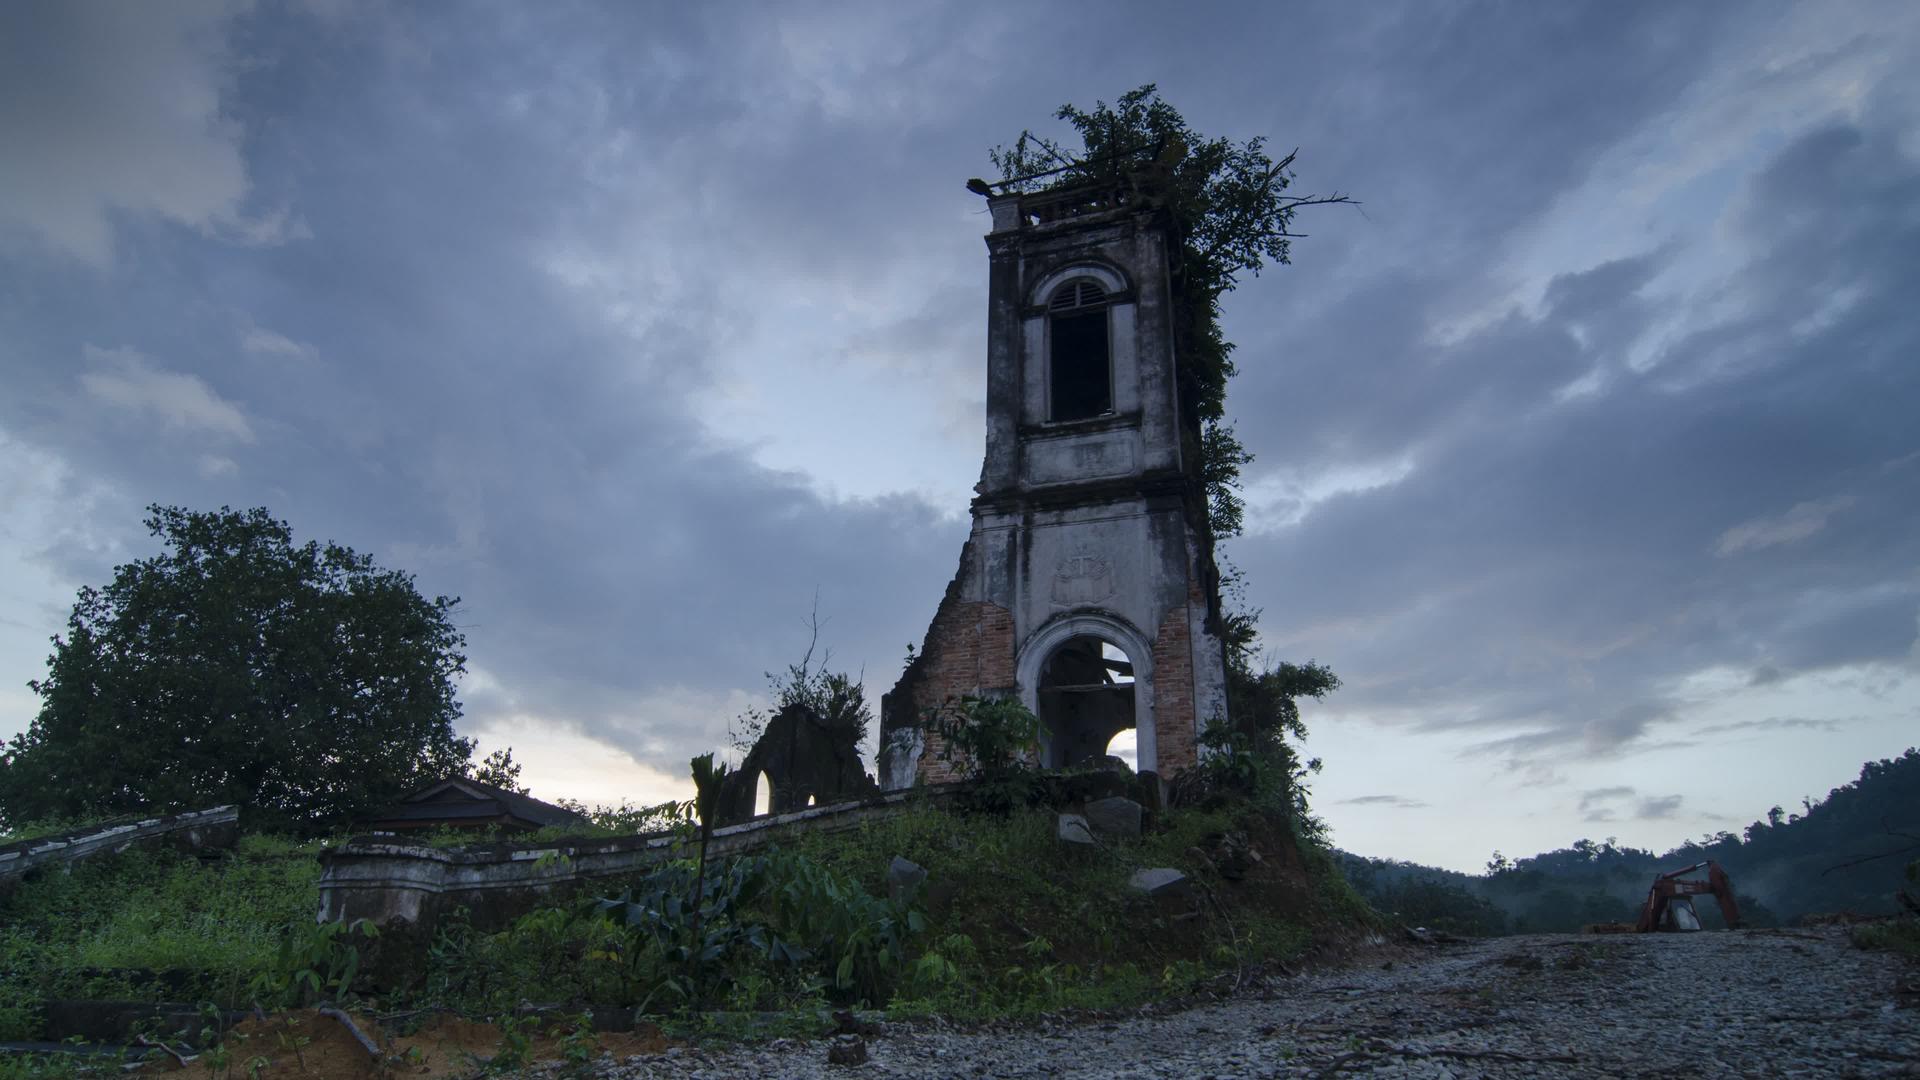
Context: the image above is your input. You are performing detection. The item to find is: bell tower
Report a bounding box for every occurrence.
[879,176,1232,788]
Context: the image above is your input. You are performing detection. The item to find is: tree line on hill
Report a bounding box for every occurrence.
[1340,747,1920,935]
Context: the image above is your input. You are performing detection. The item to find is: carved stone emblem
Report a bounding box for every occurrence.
[1051,550,1115,607]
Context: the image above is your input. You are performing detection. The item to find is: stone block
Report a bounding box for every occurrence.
[1129,867,1190,896]
[1057,812,1095,845]
[1083,796,1143,839]
[887,855,927,902]
[1133,770,1166,811]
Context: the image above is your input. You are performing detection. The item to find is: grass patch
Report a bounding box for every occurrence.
[1851,919,1920,957]
[0,791,1374,1048]
[783,796,1367,1020]
[0,836,321,1040]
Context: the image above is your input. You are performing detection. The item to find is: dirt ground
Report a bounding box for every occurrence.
[144,1009,671,1080]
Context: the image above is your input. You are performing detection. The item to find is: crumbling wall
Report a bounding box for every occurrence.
[0,806,239,898]
[878,539,1016,786]
[715,700,878,826]
[319,785,970,932]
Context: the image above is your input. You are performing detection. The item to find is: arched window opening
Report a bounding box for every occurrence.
[1048,279,1111,421]
[753,771,771,817]
[1104,729,1138,771]
[1037,634,1136,768]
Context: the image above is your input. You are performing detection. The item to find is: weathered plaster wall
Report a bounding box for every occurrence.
[318,785,969,930]
[0,806,239,897]
[881,182,1232,786]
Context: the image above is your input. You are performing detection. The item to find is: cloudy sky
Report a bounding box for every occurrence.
[3,0,1917,871]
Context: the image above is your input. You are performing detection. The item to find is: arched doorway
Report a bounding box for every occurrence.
[1017,612,1157,773]
[1036,636,1136,768]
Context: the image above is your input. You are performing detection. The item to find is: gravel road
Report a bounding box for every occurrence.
[597,928,1919,1078]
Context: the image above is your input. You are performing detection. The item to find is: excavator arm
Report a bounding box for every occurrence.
[1634,860,1743,932]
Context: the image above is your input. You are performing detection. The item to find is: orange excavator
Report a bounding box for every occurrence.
[1635,860,1742,932]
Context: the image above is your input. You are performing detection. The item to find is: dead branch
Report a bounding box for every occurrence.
[316,1007,382,1059]
[134,1035,196,1067]
[1819,839,1920,876]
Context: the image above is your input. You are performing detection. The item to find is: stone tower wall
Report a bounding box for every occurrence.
[878,179,1232,788]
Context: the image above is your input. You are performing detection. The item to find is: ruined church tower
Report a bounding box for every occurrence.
[879,177,1231,788]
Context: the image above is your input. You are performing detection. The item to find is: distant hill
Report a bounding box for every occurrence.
[1340,747,1920,934]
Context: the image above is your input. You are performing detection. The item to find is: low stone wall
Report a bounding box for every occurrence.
[0,806,240,897]
[317,785,968,930]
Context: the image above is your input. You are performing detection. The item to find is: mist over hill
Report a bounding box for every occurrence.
[1339,748,1920,935]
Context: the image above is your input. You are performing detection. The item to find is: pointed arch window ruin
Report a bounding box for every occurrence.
[1047,278,1111,421]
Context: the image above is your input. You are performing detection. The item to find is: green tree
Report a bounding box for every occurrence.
[0,505,473,832]
[468,746,528,794]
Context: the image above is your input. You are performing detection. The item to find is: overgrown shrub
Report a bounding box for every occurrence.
[416,848,922,1018]
[930,695,1042,812]
[0,835,321,1040]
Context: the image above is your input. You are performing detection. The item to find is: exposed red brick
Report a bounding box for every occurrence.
[1150,596,1197,776]
[885,582,1015,784]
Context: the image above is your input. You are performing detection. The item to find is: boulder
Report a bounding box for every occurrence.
[886,855,927,902]
[1083,796,1143,839]
[1129,867,1191,896]
[827,1035,868,1066]
[1133,770,1166,811]
[1057,812,1096,846]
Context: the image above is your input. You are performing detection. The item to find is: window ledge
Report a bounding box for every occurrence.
[1020,411,1142,438]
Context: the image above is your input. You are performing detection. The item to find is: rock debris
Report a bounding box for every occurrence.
[573,928,1918,1078]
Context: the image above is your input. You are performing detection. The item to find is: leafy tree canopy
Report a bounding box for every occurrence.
[0,505,474,833]
[467,746,528,795]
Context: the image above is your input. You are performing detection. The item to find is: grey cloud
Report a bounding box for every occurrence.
[1578,787,1636,814]
[0,1,976,769]
[1236,106,1920,771]
[1340,795,1429,809]
[1715,496,1856,556]
[77,346,255,443]
[240,328,316,361]
[1577,785,1683,823]
[1636,795,1685,820]
[0,1,257,265]
[1694,717,1846,736]
[3,0,1916,805]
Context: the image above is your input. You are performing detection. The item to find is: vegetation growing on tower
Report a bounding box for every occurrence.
[989,84,1354,542]
[991,86,1352,827]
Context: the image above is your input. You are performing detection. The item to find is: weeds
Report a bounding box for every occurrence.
[3,759,1361,1054]
[1850,919,1920,957]
[489,1014,536,1073]
[0,840,320,1040]
[252,918,378,1008]
[558,1012,600,1064]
